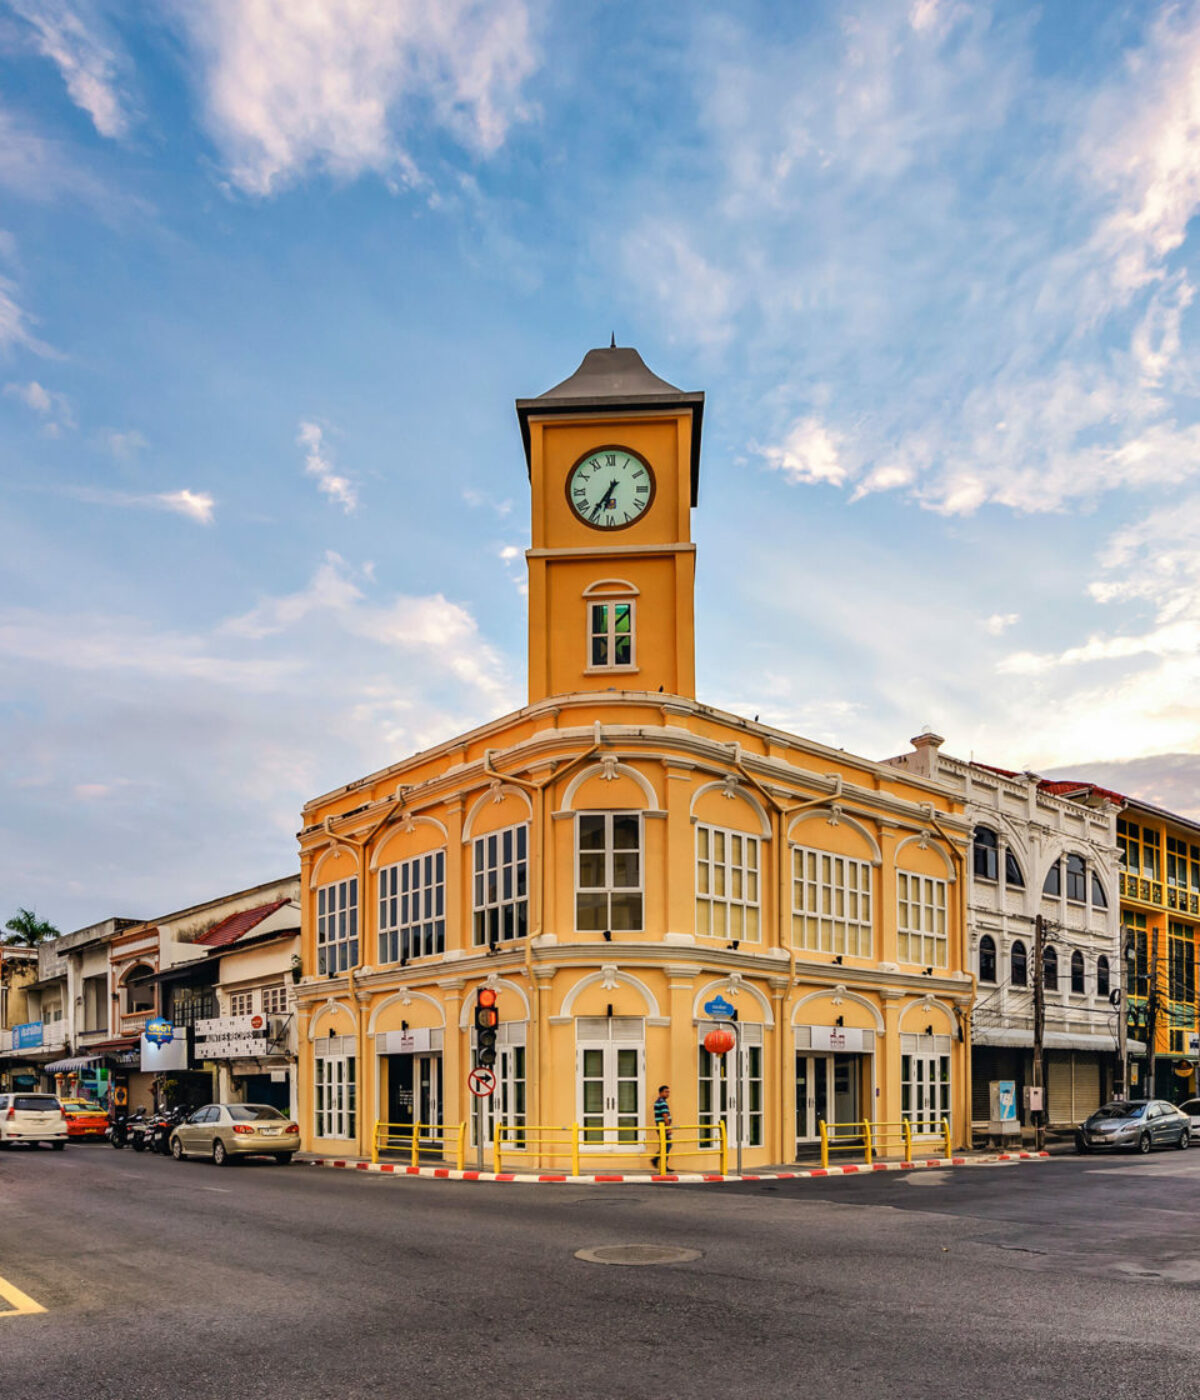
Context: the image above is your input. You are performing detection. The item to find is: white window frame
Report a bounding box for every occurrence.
[698,1025,764,1148]
[379,849,446,963]
[261,983,288,1016]
[695,824,761,942]
[228,990,255,1017]
[315,1054,356,1139]
[901,1048,951,1133]
[791,845,874,956]
[473,824,529,945]
[586,597,636,671]
[897,872,948,967]
[575,811,644,932]
[317,877,359,975]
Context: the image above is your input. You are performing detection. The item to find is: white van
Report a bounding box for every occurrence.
[0,1092,68,1148]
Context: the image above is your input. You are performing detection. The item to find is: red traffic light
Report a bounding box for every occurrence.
[477,988,498,1009]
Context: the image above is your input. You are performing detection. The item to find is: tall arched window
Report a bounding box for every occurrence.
[1043,945,1059,991]
[973,827,999,881]
[1091,873,1108,908]
[1070,949,1085,994]
[979,934,997,983]
[1011,940,1028,987]
[1005,850,1025,887]
[1043,861,1061,897]
[123,963,156,1014]
[1097,955,1110,997]
[1066,854,1087,902]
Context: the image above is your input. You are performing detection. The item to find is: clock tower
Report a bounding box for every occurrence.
[516,344,704,705]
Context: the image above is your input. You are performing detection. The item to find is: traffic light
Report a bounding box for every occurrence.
[475,987,499,1068]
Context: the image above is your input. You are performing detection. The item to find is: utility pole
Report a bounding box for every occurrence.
[1032,913,1045,1151]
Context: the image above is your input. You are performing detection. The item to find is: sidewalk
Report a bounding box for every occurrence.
[297,1148,1051,1186]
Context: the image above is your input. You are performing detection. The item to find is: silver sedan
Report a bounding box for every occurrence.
[1076,1100,1190,1154]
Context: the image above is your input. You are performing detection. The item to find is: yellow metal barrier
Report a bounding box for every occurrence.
[818,1118,954,1168]
[492,1121,727,1175]
[372,1120,466,1170]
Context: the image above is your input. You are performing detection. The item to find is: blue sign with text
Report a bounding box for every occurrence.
[144,1017,174,1046]
[13,1021,43,1049]
[703,996,735,1019]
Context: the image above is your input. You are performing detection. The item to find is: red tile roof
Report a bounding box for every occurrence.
[192,899,292,949]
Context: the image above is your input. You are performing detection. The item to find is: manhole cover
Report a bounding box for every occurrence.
[574,1244,703,1266]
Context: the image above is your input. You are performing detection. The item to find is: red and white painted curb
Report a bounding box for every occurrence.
[301,1150,1050,1186]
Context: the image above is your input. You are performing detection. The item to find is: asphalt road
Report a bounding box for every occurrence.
[3,1142,1200,1399]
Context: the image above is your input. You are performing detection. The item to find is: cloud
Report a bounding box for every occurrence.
[463,488,513,517]
[59,484,216,524]
[4,378,74,432]
[104,428,148,460]
[177,0,539,195]
[758,417,847,487]
[983,613,1018,636]
[297,420,357,513]
[0,275,52,356]
[9,0,133,139]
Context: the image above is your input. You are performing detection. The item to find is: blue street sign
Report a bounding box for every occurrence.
[704,996,735,1019]
[144,1017,174,1046]
[13,1021,43,1049]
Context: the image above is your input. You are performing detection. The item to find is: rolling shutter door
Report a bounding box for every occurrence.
[1047,1057,1073,1124]
[1072,1055,1101,1120]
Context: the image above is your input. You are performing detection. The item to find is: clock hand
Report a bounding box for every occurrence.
[590,478,619,521]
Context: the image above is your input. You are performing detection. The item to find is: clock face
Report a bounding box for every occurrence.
[566,447,655,530]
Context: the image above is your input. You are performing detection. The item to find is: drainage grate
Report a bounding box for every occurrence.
[574,1244,703,1266]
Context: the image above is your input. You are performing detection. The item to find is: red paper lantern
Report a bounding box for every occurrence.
[704,1026,735,1056]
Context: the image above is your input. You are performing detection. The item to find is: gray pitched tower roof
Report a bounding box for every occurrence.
[516,344,705,505]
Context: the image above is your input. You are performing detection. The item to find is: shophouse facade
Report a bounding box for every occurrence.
[295,346,974,1170]
[1115,798,1200,1102]
[108,877,298,1112]
[885,741,1125,1132]
[0,945,40,1091]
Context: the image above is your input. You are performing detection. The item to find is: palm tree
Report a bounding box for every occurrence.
[3,907,60,946]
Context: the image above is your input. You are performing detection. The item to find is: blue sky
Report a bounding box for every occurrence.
[4,0,1200,931]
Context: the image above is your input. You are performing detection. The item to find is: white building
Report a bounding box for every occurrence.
[886,733,1127,1132]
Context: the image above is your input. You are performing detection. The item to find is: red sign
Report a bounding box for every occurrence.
[468,1067,497,1098]
[251,1015,264,1030]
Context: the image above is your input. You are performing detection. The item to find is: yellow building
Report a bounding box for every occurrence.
[1117,799,1200,1099]
[295,346,973,1171]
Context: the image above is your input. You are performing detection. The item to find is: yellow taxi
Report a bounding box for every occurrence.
[59,1097,110,1138]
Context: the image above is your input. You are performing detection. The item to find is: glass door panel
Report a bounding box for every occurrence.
[582,1048,606,1142]
[616,1048,640,1142]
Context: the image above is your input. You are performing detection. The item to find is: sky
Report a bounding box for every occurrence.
[4,0,1200,931]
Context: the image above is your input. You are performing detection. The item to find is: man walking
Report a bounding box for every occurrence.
[652,1084,672,1172]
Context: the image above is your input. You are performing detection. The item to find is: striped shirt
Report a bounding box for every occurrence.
[653,1094,671,1125]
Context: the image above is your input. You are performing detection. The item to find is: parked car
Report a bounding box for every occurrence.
[1076,1099,1190,1154]
[0,1092,68,1149]
[1178,1098,1200,1142]
[59,1097,109,1139]
[170,1103,300,1165]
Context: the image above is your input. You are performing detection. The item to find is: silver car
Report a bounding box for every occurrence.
[1076,1099,1190,1154]
[169,1103,300,1165]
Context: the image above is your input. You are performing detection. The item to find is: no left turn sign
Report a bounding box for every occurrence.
[468,1067,497,1097]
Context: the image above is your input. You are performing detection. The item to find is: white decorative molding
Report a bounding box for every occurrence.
[688,780,772,838]
[582,578,639,597]
[558,968,663,1019]
[309,844,358,889]
[461,783,533,844]
[559,759,660,812]
[791,987,886,1033]
[692,976,775,1026]
[369,819,450,869]
[896,994,957,1030]
[456,975,532,1028]
[787,809,882,865]
[894,833,957,882]
[366,989,446,1034]
[307,997,356,1040]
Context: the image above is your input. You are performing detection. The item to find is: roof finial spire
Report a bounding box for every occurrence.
[610,331,616,348]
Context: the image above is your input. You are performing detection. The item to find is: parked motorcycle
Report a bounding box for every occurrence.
[149,1106,186,1155]
[126,1110,152,1152]
[108,1112,132,1149]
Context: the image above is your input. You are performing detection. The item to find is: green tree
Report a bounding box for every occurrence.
[3,907,60,946]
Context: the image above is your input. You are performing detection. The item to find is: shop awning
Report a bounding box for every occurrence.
[45,1055,102,1073]
[973,1028,1146,1055]
[86,1037,140,1053]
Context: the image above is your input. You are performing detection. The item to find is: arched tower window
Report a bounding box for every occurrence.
[973,827,998,881]
[1011,940,1028,986]
[978,934,997,983]
[1043,945,1059,991]
[1070,949,1085,994]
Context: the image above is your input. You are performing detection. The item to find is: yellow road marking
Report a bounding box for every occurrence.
[0,1272,46,1318]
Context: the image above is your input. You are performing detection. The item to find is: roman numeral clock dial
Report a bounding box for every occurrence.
[566,448,656,530]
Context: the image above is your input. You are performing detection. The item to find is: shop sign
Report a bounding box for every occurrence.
[810,1025,865,1054]
[195,1014,271,1059]
[140,1032,188,1072]
[145,1017,174,1046]
[376,1027,436,1055]
[13,1022,43,1050]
